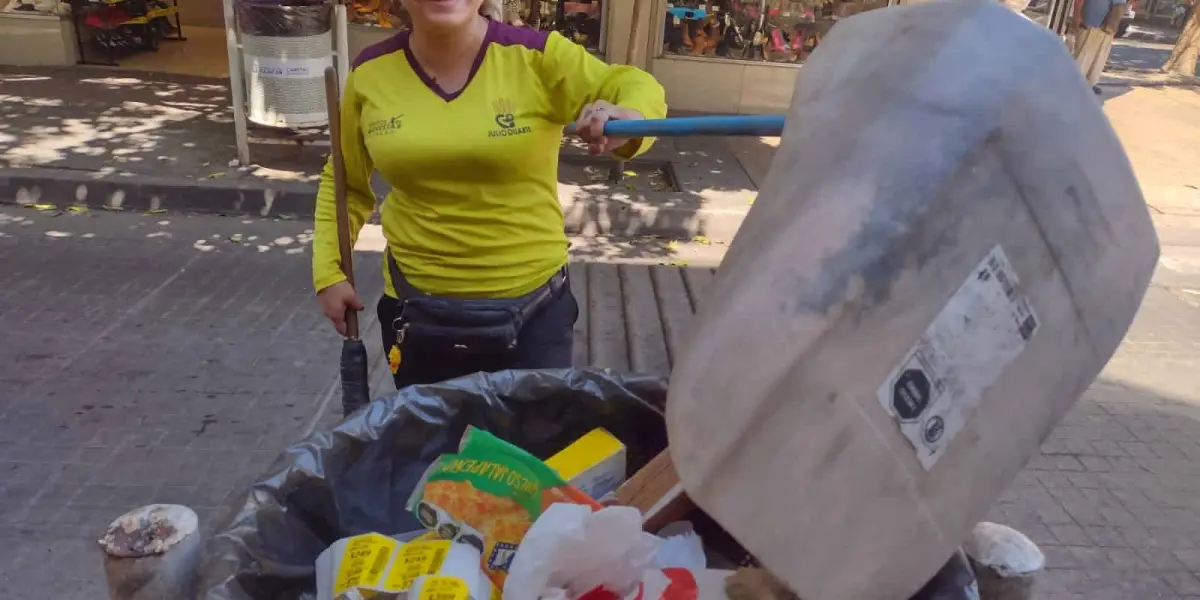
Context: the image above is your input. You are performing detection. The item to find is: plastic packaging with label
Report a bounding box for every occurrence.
[407,427,601,589]
[546,427,628,500]
[313,533,493,600]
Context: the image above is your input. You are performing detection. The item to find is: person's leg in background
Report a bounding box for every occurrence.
[1074,28,1110,93]
[1073,25,1090,56]
[1086,30,1116,87]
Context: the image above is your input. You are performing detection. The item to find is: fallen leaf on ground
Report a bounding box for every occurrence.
[31,203,57,211]
[692,235,711,245]
[146,208,167,214]
[206,172,227,180]
[666,240,680,251]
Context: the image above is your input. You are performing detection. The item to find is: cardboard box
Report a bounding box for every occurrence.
[545,428,627,500]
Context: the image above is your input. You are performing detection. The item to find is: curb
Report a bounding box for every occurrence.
[1098,79,1200,91]
[1121,30,1179,44]
[0,165,753,240]
[0,167,318,218]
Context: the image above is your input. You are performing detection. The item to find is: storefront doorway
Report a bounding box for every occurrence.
[646,0,893,114]
[70,0,230,77]
[632,0,1075,114]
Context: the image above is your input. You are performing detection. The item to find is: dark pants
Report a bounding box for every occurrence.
[377,279,579,390]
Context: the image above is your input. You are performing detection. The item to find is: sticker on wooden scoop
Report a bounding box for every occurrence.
[877,245,1040,469]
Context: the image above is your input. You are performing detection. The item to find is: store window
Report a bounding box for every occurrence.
[1020,0,1053,27]
[347,0,606,52]
[660,0,887,64]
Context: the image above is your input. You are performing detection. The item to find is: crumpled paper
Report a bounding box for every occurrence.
[653,522,707,571]
[504,504,663,600]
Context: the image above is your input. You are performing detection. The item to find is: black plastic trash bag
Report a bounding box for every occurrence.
[912,550,980,600]
[196,367,978,600]
[197,368,669,600]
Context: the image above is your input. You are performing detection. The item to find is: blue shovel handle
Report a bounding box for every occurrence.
[565,115,786,137]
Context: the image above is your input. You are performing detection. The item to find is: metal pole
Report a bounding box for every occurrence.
[626,0,648,65]
[222,0,251,165]
[599,0,609,55]
[615,0,654,182]
[100,505,202,600]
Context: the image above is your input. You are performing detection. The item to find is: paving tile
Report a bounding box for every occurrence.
[973,286,1200,598]
[7,206,1200,600]
[0,211,367,597]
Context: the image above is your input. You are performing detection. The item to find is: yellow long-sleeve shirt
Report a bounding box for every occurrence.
[312,20,668,298]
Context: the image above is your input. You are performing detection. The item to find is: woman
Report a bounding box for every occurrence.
[312,0,667,398]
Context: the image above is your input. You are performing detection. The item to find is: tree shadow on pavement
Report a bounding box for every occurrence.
[1109,42,1177,71]
[0,66,327,184]
[0,66,779,266]
[536,134,770,264]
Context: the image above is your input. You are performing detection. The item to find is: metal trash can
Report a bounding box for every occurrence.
[235,0,334,129]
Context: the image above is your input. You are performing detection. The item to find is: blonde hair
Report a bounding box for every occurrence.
[479,0,503,21]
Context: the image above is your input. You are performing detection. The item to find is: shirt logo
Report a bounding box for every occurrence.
[489,98,531,138]
[366,115,403,137]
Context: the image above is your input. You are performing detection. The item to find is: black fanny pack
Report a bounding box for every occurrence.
[386,251,566,356]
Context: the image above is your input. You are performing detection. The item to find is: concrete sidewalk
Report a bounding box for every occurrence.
[7,203,1200,598]
[3,35,1198,244]
[0,66,759,243]
[723,76,1200,235]
[0,208,354,597]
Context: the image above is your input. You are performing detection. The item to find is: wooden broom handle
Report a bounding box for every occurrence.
[324,67,360,340]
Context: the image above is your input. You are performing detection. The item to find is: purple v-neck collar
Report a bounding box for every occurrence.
[403,18,496,102]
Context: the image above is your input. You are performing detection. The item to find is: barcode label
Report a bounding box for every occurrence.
[1018,313,1038,341]
[987,254,1017,301]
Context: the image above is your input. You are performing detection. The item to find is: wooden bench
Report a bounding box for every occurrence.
[568,263,715,374]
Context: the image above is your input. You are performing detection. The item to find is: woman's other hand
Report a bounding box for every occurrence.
[574,100,644,156]
[317,281,365,336]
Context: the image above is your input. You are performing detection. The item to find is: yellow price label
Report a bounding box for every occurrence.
[416,575,470,600]
[333,533,397,594]
[382,540,452,591]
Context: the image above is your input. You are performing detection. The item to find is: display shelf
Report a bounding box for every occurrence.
[70,0,186,66]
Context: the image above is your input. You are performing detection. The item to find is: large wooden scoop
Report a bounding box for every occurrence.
[665,2,1159,599]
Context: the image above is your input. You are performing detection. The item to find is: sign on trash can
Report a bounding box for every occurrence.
[235,0,335,129]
